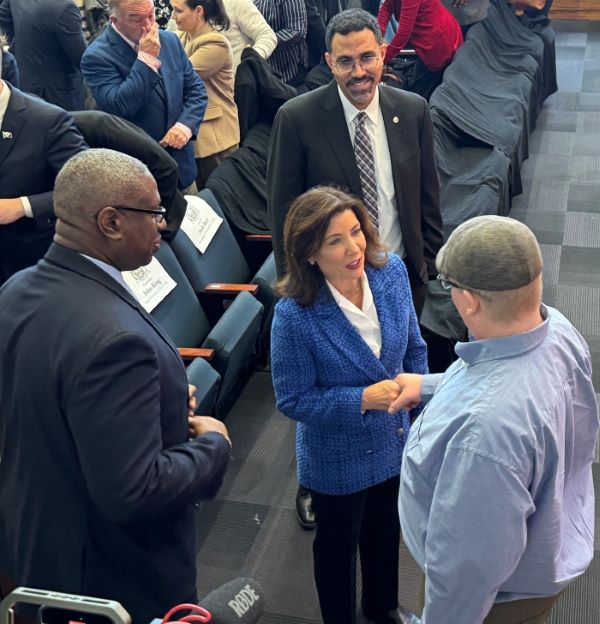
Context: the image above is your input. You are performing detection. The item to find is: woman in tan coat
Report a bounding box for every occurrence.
[172,0,240,187]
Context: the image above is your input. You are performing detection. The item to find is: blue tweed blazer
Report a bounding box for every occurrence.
[271,254,428,495]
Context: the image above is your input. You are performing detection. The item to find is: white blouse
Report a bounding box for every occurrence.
[326,272,382,358]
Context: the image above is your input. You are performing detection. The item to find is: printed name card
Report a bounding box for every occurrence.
[180,194,223,253]
[122,256,177,313]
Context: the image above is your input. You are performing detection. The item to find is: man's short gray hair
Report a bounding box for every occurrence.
[108,0,153,18]
[54,148,153,222]
[325,9,383,52]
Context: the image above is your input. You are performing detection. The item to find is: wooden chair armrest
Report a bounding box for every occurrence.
[204,283,259,296]
[245,234,272,242]
[178,347,215,360]
[399,49,417,56]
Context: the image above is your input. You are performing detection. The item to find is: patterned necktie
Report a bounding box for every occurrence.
[353,112,379,227]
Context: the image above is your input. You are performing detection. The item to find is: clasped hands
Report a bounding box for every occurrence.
[361,373,423,414]
[186,384,231,446]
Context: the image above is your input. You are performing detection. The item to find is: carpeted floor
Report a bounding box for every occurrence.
[194,20,600,624]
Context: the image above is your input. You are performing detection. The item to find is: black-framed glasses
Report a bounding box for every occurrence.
[437,273,462,290]
[332,53,380,75]
[113,205,167,224]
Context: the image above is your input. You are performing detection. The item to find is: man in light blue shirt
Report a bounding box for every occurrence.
[390,215,599,624]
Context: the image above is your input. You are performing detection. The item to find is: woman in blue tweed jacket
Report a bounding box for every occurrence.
[271,187,428,624]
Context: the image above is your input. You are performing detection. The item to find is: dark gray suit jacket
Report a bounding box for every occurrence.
[0,0,87,110]
[0,244,230,623]
[267,81,443,292]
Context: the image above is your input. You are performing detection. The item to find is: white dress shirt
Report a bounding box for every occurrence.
[338,85,405,259]
[327,272,382,358]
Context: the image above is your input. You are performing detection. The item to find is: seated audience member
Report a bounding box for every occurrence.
[0,73,86,284]
[0,0,87,110]
[0,46,18,86]
[441,0,489,37]
[71,110,188,240]
[81,0,207,192]
[254,0,309,85]
[0,148,232,624]
[271,186,428,624]
[172,0,240,187]
[391,216,599,624]
[378,0,463,98]
[222,0,277,72]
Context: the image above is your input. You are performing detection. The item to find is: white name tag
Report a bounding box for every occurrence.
[122,256,177,313]
[180,194,223,254]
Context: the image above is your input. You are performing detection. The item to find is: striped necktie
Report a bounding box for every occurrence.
[353,112,379,227]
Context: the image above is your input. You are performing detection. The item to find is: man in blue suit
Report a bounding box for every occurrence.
[0,73,87,284]
[81,0,207,190]
[0,0,87,110]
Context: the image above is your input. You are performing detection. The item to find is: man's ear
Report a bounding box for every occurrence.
[380,42,388,60]
[463,289,481,315]
[97,207,124,241]
[325,51,334,70]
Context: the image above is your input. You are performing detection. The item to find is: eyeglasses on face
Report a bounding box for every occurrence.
[436,273,462,290]
[113,205,167,224]
[332,53,380,75]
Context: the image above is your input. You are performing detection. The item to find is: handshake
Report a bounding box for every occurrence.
[360,373,424,413]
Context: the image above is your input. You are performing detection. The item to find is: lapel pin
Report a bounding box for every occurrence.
[2,131,13,139]
[392,116,399,124]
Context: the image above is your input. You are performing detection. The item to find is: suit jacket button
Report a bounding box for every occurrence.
[366,449,373,454]
[398,427,405,435]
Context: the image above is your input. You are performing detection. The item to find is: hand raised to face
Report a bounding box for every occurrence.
[139,22,161,57]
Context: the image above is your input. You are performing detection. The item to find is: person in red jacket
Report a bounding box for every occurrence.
[378,0,462,98]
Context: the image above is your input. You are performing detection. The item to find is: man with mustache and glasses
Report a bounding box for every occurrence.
[267,8,442,533]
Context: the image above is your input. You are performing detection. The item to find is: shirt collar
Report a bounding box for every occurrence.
[112,22,138,50]
[0,80,12,127]
[455,304,550,366]
[80,253,136,297]
[326,271,374,314]
[337,84,380,128]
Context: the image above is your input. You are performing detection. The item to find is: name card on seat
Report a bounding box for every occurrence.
[180,194,223,254]
[122,257,177,312]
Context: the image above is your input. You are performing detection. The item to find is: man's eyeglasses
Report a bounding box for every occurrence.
[114,205,167,224]
[332,53,380,75]
[437,273,462,290]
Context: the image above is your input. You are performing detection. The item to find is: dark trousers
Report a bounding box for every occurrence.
[311,475,400,624]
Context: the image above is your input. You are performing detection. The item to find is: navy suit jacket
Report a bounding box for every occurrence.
[82,25,207,188]
[271,254,428,495]
[0,84,86,281]
[0,0,86,110]
[0,244,231,623]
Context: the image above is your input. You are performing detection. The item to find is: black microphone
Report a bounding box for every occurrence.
[200,578,264,624]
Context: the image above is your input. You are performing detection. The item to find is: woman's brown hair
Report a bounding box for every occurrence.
[276,186,388,306]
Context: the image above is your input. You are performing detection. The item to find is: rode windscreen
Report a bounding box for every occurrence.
[200,578,264,624]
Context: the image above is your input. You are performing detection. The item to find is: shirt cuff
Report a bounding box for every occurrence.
[21,196,33,218]
[137,51,161,72]
[174,122,192,141]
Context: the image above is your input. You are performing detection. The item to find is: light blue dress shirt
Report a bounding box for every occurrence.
[399,305,599,624]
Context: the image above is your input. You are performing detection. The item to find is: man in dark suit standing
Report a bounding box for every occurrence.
[267,8,443,530]
[268,8,442,315]
[0,73,87,284]
[81,0,207,191]
[0,148,232,623]
[0,0,87,110]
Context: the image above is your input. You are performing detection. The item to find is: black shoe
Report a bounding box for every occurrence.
[364,605,418,624]
[295,485,316,530]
